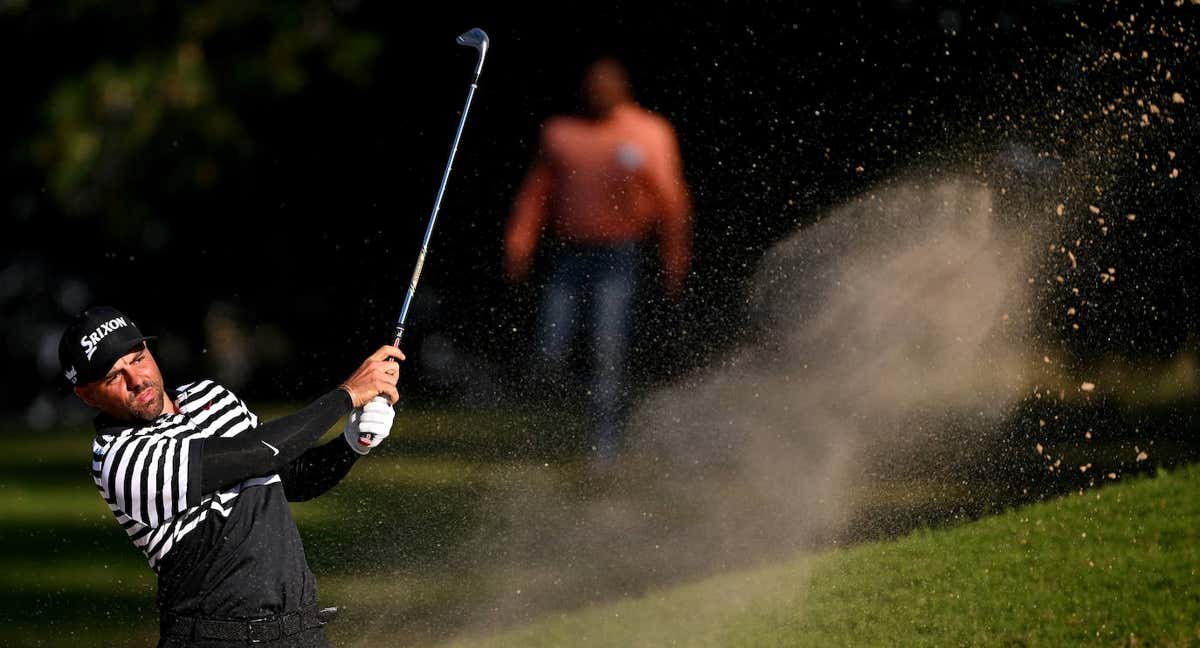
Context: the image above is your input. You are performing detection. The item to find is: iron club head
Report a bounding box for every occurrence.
[456,28,489,77]
[456,27,489,51]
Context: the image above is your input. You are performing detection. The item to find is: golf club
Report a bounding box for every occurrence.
[360,27,490,446]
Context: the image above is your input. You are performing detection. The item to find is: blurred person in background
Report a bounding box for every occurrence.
[60,306,402,647]
[505,57,692,467]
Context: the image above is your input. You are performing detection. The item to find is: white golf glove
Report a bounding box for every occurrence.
[344,396,395,455]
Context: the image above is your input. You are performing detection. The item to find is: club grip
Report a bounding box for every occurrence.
[357,393,396,447]
[358,335,404,446]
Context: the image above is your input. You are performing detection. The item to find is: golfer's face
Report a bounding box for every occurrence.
[78,344,168,422]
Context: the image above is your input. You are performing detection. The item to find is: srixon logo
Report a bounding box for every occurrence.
[80,317,128,361]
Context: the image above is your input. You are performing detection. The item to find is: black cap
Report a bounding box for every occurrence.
[58,306,156,386]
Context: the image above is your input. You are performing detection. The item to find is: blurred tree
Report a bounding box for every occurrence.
[0,0,384,418]
[27,0,381,241]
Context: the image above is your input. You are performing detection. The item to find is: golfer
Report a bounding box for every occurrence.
[60,306,402,647]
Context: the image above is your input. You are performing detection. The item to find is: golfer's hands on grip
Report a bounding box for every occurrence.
[339,345,405,407]
[339,346,403,454]
[344,396,394,455]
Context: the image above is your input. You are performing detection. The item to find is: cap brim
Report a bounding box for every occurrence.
[74,336,158,387]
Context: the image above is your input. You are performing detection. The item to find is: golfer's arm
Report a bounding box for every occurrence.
[650,127,693,282]
[278,439,360,502]
[197,389,353,494]
[506,158,552,266]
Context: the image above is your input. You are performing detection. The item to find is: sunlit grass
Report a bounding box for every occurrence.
[442,464,1200,648]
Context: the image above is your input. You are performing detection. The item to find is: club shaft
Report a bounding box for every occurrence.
[360,31,487,446]
[392,79,480,345]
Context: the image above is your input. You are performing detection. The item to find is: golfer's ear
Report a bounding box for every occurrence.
[74,385,98,409]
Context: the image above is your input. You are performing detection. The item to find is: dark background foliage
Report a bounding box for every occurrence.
[3,0,1196,422]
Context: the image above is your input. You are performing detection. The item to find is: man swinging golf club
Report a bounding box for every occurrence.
[62,306,402,647]
[61,26,489,646]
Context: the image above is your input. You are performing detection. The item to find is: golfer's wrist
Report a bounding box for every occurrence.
[337,383,362,408]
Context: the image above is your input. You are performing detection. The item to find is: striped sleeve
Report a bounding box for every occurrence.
[96,428,202,527]
[238,397,259,428]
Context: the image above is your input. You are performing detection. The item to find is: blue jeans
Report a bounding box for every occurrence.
[538,243,641,459]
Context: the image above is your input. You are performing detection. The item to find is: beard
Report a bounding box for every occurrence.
[127,381,165,421]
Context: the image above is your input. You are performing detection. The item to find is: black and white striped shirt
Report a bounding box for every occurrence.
[92,379,277,571]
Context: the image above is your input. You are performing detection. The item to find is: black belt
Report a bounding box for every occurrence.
[162,604,337,644]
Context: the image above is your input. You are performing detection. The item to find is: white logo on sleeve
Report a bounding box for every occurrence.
[79,317,129,361]
[261,440,280,456]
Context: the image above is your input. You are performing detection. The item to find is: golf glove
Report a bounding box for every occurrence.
[344,396,395,455]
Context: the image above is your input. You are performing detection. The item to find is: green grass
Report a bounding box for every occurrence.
[447,464,1200,647]
[1,401,1196,647]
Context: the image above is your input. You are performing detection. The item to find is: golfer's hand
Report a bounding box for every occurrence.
[344,396,395,455]
[339,346,405,407]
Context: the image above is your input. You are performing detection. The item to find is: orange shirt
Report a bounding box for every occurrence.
[506,102,692,286]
